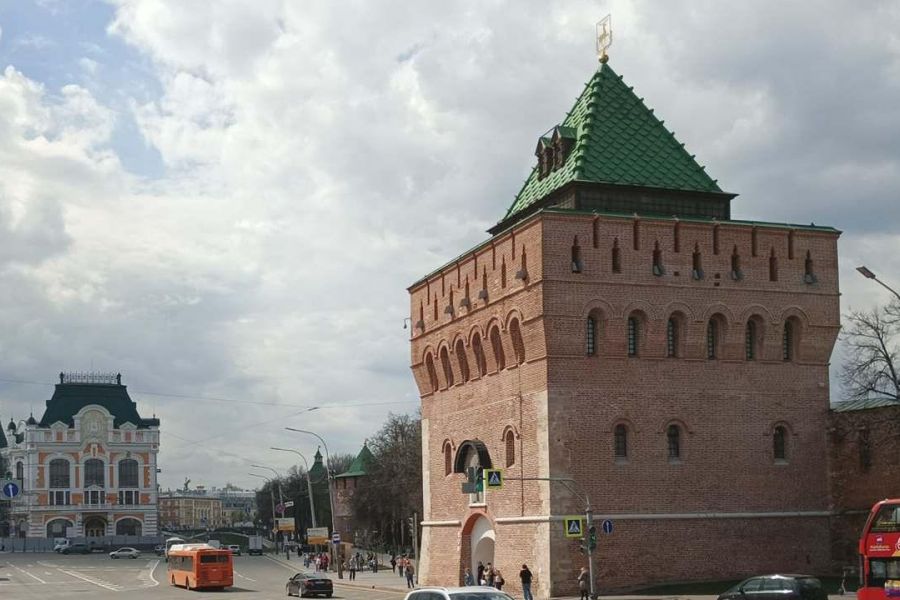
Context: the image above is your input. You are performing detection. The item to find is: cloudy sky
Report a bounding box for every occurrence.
[1,0,898,491]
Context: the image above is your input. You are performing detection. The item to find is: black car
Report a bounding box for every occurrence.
[286,573,333,597]
[61,542,91,555]
[718,575,827,600]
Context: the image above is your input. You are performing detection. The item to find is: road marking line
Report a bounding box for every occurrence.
[10,563,47,584]
[234,570,257,581]
[146,559,160,586]
[56,568,122,591]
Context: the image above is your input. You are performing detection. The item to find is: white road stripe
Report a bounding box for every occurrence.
[56,568,121,591]
[10,563,47,584]
[146,559,160,586]
[234,570,257,581]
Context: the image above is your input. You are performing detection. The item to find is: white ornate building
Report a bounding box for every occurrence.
[1,372,160,538]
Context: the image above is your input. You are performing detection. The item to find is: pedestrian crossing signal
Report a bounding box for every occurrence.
[564,517,584,538]
[483,469,503,489]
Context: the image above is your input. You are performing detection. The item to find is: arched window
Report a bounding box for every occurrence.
[627,317,639,357]
[472,333,487,377]
[614,424,628,459]
[505,430,516,468]
[455,340,470,382]
[774,426,787,461]
[425,353,438,392]
[571,237,583,273]
[783,321,795,361]
[440,347,454,387]
[443,442,452,476]
[666,318,678,358]
[667,425,681,460]
[692,245,704,279]
[731,246,743,280]
[745,320,757,360]
[84,459,104,488]
[804,250,817,284]
[118,459,139,489]
[509,319,526,365]
[707,319,719,359]
[489,327,506,371]
[586,316,597,356]
[652,242,663,276]
[49,459,70,488]
[612,238,622,273]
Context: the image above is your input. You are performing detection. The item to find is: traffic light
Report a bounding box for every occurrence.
[588,526,597,551]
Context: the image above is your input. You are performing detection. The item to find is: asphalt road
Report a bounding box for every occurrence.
[0,551,410,600]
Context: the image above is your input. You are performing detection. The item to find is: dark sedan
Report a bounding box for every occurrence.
[718,575,827,600]
[286,573,333,597]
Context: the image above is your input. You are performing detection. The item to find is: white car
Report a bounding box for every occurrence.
[109,547,141,559]
[227,544,241,556]
[53,540,71,553]
[405,587,515,600]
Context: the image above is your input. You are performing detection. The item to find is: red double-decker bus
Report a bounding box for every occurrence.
[859,499,900,600]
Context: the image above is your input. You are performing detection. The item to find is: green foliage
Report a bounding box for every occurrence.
[349,412,422,550]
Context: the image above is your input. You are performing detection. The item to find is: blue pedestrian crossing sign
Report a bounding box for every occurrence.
[1,480,21,499]
[483,469,503,489]
[601,519,614,534]
[564,516,584,539]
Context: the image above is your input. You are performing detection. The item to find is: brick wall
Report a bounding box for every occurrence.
[410,211,841,593]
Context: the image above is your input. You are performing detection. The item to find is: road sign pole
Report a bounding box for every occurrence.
[586,505,596,600]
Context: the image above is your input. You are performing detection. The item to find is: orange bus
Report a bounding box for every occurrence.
[859,499,900,600]
[167,543,233,591]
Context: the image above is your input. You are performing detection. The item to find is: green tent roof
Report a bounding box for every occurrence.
[335,444,375,479]
[38,383,160,429]
[503,61,723,224]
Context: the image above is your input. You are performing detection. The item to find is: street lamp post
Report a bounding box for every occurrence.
[270,447,318,527]
[857,266,900,303]
[249,472,278,553]
[285,427,341,578]
[251,465,285,511]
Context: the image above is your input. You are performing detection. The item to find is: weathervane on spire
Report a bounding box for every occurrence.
[596,14,612,63]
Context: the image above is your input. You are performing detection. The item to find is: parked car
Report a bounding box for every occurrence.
[53,539,71,553]
[718,575,828,600]
[61,542,91,555]
[154,545,165,556]
[227,544,241,556]
[405,587,515,600]
[109,547,141,559]
[286,573,333,597]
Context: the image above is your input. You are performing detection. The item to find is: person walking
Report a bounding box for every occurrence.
[400,556,408,578]
[464,568,475,586]
[477,562,485,586]
[405,561,416,589]
[349,557,357,581]
[578,567,589,600]
[315,555,321,572]
[486,563,495,587]
[519,564,533,600]
[391,554,397,573]
[493,568,505,591]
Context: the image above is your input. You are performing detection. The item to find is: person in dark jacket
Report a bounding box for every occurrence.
[519,564,534,600]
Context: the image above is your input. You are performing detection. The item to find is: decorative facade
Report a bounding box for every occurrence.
[1,372,160,538]
[408,57,840,594]
[159,494,225,530]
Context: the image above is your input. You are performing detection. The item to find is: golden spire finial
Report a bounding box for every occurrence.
[596,15,612,63]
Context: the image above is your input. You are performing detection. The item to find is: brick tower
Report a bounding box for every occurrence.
[408,57,840,595]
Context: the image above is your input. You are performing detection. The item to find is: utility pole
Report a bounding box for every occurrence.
[411,512,419,586]
[585,504,596,600]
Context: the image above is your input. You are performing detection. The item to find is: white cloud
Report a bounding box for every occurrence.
[1,0,899,490]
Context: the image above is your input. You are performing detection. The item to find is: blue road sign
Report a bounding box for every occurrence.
[601,519,613,534]
[2,481,20,499]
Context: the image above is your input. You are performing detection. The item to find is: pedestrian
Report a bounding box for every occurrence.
[486,563,495,587]
[391,554,397,573]
[519,564,534,600]
[373,554,378,573]
[405,561,416,589]
[494,568,504,591]
[578,567,589,600]
[464,568,474,586]
[349,558,357,581]
[477,562,485,586]
[400,556,408,578]
[315,555,321,572]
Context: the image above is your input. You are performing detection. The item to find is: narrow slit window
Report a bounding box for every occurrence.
[614,424,628,459]
[745,320,757,361]
[667,318,678,358]
[692,245,704,279]
[769,249,778,281]
[627,317,639,357]
[804,251,816,284]
[707,319,718,359]
[731,246,742,280]
[783,321,794,361]
[667,425,681,459]
[774,426,787,461]
[612,239,622,273]
[572,238,583,273]
[652,242,664,276]
[586,316,597,356]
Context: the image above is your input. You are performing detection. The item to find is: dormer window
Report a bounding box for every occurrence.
[536,126,576,178]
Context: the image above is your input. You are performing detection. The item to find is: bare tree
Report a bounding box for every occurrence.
[842,300,900,402]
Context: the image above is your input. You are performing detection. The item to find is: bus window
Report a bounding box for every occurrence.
[872,506,900,533]
[200,554,229,564]
[868,559,900,587]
